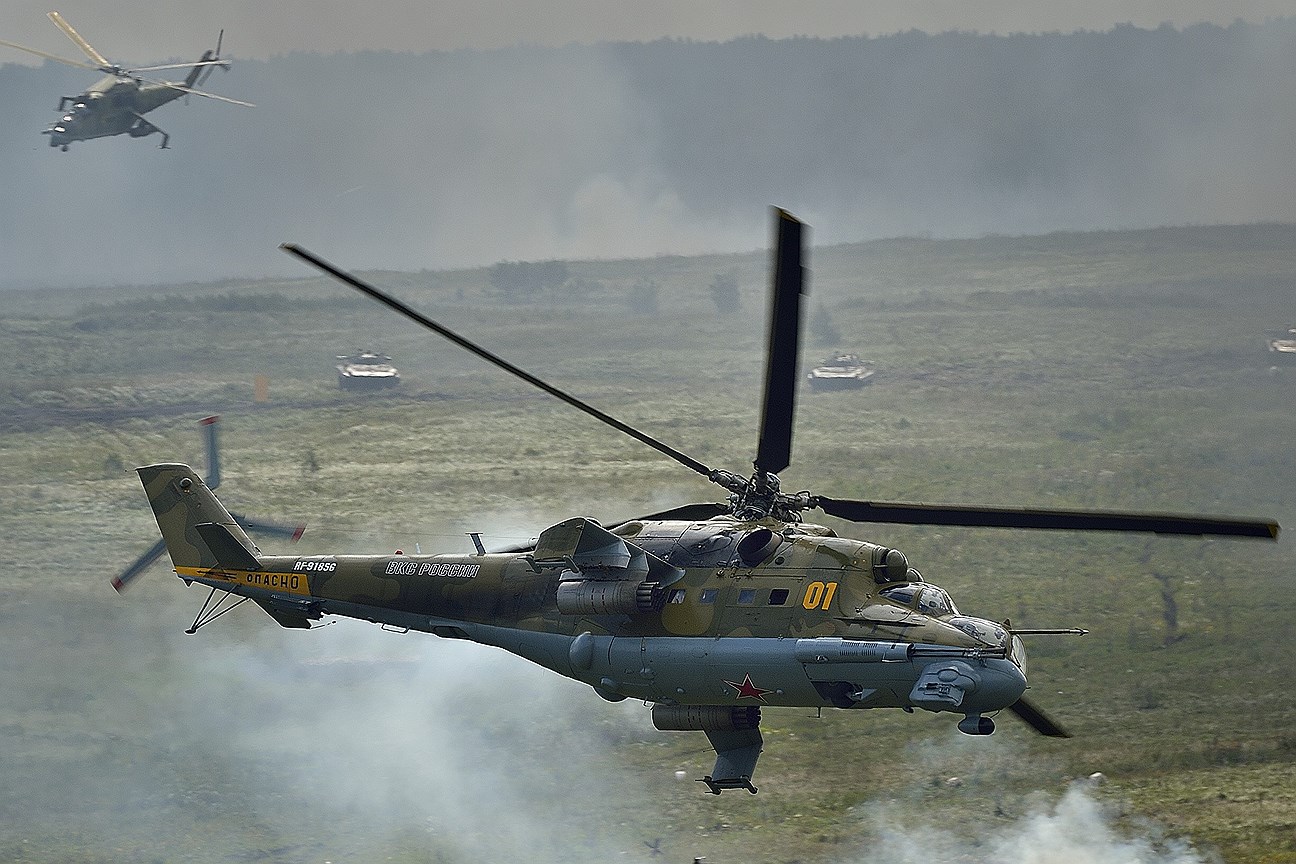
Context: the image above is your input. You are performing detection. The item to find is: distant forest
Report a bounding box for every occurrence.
[2,20,1294,288]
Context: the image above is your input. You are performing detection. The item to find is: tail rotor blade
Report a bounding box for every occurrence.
[1009,697,1070,738]
[111,537,168,593]
[118,415,300,592]
[115,517,302,593]
[201,30,230,84]
[200,415,220,489]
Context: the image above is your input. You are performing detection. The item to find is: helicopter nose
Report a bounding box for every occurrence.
[909,655,1027,717]
[973,658,1028,712]
[941,658,1028,719]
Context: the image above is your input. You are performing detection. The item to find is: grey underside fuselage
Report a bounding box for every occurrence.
[199,572,1027,720]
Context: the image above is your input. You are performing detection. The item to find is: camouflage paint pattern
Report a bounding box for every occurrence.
[139,462,1032,792]
[140,464,999,648]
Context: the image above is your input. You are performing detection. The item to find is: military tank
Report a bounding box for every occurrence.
[336,351,401,390]
[806,352,874,390]
[1268,328,1296,361]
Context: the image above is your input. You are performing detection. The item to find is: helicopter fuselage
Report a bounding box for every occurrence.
[160,478,1028,726]
[46,75,186,148]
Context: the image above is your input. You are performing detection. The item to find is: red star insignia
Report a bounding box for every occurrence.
[724,673,772,701]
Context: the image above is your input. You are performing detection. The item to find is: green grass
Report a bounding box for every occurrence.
[1,224,1294,863]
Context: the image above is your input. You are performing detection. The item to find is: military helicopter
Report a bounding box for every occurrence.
[134,209,1278,794]
[114,415,304,593]
[0,11,252,150]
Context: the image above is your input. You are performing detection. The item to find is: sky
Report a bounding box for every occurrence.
[2,0,1294,289]
[5,0,1295,65]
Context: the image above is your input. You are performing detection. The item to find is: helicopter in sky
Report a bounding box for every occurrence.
[134,209,1278,794]
[0,11,252,150]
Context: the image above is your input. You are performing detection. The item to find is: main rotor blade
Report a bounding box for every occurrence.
[1008,697,1070,738]
[138,78,254,106]
[47,11,111,70]
[111,537,168,593]
[626,502,731,523]
[815,496,1279,539]
[165,84,253,106]
[281,243,713,480]
[132,59,229,73]
[491,502,732,554]
[754,208,806,476]
[231,512,307,542]
[488,539,538,554]
[0,38,99,70]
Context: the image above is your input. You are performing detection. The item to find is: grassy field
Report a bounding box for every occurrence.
[0,223,1293,863]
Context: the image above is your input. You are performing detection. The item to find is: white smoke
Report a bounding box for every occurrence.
[181,615,663,863]
[0,579,670,863]
[859,782,1215,864]
[838,729,1216,864]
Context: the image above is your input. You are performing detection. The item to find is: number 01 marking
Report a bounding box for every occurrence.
[802,581,838,610]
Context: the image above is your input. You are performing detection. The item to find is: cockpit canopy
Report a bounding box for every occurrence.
[879,583,959,616]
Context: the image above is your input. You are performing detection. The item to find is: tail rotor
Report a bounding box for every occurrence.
[195,30,229,88]
[113,416,304,592]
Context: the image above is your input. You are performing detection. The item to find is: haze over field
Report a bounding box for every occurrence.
[7,224,1291,860]
[0,14,1294,289]
[6,0,1296,59]
[2,5,1293,862]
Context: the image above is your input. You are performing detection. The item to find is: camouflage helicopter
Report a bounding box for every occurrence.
[134,209,1278,795]
[0,11,252,150]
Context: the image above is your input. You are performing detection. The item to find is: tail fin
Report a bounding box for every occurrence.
[136,463,262,572]
[185,50,215,89]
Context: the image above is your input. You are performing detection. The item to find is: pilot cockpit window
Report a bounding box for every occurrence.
[916,586,957,616]
[879,584,918,606]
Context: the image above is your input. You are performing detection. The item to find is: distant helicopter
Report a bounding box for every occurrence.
[0,11,252,150]
[134,210,1278,794]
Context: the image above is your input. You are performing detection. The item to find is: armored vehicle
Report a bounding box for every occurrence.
[1268,328,1296,360]
[806,353,874,390]
[336,351,400,390]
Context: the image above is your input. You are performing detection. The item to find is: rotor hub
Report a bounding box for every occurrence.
[710,467,814,522]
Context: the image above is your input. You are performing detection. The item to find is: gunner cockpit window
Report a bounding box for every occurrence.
[917,586,957,616]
